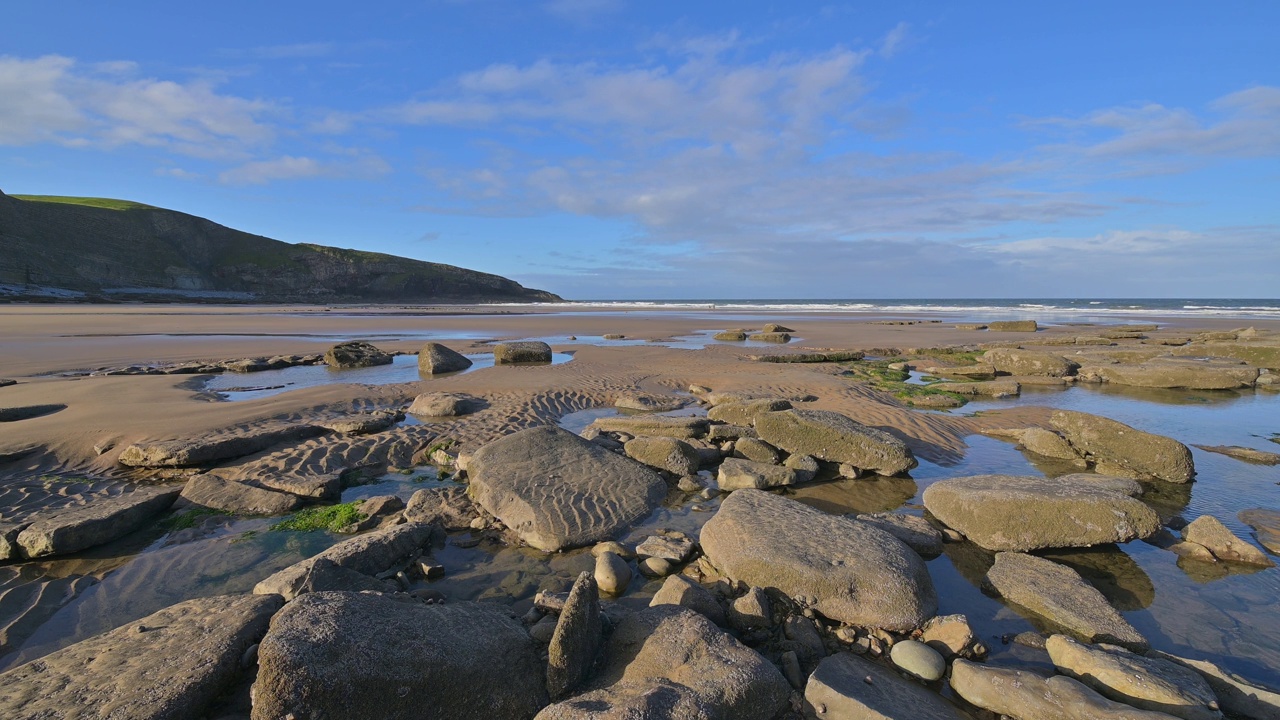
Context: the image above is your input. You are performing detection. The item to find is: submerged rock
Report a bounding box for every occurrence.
[418,341,473,374]
[324,340,393,368]
[1181,515,1274,566]
[468,426,668,551]
[1050,410,1194,483]
[700,489,936,630]
[951,659,1181,720]
[0,594,282,720]
[922,474,1160,551]
[984,551,1147,651]
[253,522,434,600]
[1239,508,1280,555]
[1046,635,1222,720]
[254,592,547,720]
[805,651,966,720]
[1194,444,1280,465]
[494,341,553,364]
[16,485,181,559]
[755,408,917,475]
[1146,650,1280,720]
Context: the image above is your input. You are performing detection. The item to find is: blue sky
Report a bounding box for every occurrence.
[2,1,1277,299]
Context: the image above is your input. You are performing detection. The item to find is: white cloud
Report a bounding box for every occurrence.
[880,22,909,59]
[218,153,390,185]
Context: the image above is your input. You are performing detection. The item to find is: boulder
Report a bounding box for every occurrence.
[755,409,917,475]
[494,341,553,364]
[589,415,709,439]
[549,572,605,700]
[408,391,477,416]
[941,379,1021,397]
[324,340,393,368]
[403,485,478,530]
[1239,508,1280,555]
[1018,427,1083,461]
[762,323,795,333]
[1182,515,1274,566]
[1146,650,1280,720]
[984,552,1147,651]
[1046,635,1222,720]
[253,522,434,600]
[1051,410,1194,483]
[707,398,792,425]
[649,574,726,626]
[16,485,181,559]
[749,332,791,343]
[889,639,947,681]
[700,489,936,630]
[468,426,668,552]
[1081,359,1258,390]
[854,512,944,556]
[805,651,966,720]
[317,410,400,434]
[988,320,1038,332]
[922,474,1159,551]
[294,557,397,595]
[717,457,800,490]
[253,592,547,720]
[614,392,686,412]
[118,425,326,467]
[418,341,473,374]
[535,606,790,720]
[734,437,782,464]
[983,348,1079,377]
[177,474,302,516]
[624,436,701,475]
[0,594,282,720]
[713,330,747,341]
[951,659,1182,720]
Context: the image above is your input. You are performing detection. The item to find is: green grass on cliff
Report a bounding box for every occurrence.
[12,195,157,211]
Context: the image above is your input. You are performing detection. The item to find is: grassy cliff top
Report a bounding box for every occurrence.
[11,195,158,211]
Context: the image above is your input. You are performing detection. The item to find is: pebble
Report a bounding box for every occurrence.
[591,540,634,559]
[639,556,674,577]
[889,639,947,681]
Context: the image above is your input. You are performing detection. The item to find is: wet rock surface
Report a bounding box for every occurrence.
[16,485,181,559]
[1050,410,1195,483]
[324,340,393,368]
[805,651,965,720]
[951,658,1182,720]
[417,341,473,374]
[754,408,917,475]
[253,521,434,600]
[1047,635,1223,720]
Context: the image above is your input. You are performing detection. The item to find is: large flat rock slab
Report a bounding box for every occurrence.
[805,651,967,719]
[15,485,181,559]
[700,489,936,630]
[254,522,435,600]
[755,408,917,475]
[985,551,1147,651]
[983,347,1079,377]
[922,474,1160,551]
[1047,635,1222,720]
[177,474,303,516]
[254,592,546,720]
[536,605,790,720]
[1051,410,1194,483]
[951,659,1181,720]
[1081,358,1258,389]
[589,415,709,439]
[118,425,327,467]
[468,426,669,552]
[0,593,283,720]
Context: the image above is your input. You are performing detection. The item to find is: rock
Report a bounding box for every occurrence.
[0,594,283,720]
[317,410,400,434]
[549,572,605,699]
[713,330,747,341]
[1053,473,1145,496]
[707,398,792,425]
[1082,359,1258,390]
[0,403,67,422]
[805,651,966,720]
[753,351,865,363]
[922,474,1159,551]
[749,332,791,343]
[951,659,1181,720]
[494,341,553,364]
[717,456,801,490]
[784,453,820,482]
[762,323,795,333]
[729,586,771,630]
[408,391,477,416]
[118,425,326,467]
[639,556,674,577]
[16,485,181,559]
[253,522,434,600]
[1171,342,1280,371]
[942,379,1022,396]
[1046,635,1222,720]
[1146,650,1280,720]
[603,333,626,340]
[1239,508,1280,555]
[1018,427,1083,461]
[920,614,977,659]
[324,340,393,368]
[889,639,947,681]
[589,415,709,439]
[594,551,631,595]
[706,423,756,440]
[854,512,944,556]
[1194,444,1280,465]
[177,474,302,516]
[418,341,474,374]
[650,575,726,626]
[700,489,936,630]
[984,552,1147,651]
[348,494,405,531]
[755,409,917,475]
[0,378,14,387]
[636,534,695,563]
[253,592,547,720]
[253,470,342,501]
[468,426,668,552]
[955,323,987,330]
[988,320,1038,332]
[921,363,997,380]
[1051,410,1195,483]
[624,436,701,475]
[984,347,1078,376]
[295,557,397,594]
[534,606,790,720]
[733,436,782,463]
[403,485,478,530]
[1182,515,1274,566]
[614,392,686,412]
[592,540,635,559]
[530,615,559,643]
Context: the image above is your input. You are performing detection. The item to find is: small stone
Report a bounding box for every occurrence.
[889,639,947,681]
[781,650,804,689]
[594,551,631,596]
[920,614,976,659]
[636,534,695,563]
[529,615,558,643]
[591,541,635,559]
[639,556,674,577]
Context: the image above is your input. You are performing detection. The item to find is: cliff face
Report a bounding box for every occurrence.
[0,192,562,303]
